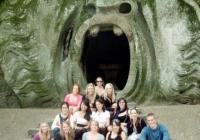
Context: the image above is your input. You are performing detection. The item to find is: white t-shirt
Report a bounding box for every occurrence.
[51,113,69,129]
[91,110,110,127]
[73,111,89,125]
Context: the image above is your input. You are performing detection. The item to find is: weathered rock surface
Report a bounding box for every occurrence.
[0,0,199,107]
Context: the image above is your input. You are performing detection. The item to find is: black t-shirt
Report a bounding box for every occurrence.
[108,132,122,140]
[127,118,147,135]
[95,95,114,110]
[114,109,130,123]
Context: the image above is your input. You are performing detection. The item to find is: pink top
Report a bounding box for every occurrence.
[33,134,40,140]
[33,133,51,140]
[64,93,83,107]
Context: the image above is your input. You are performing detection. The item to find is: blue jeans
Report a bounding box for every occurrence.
[52,128,60,139]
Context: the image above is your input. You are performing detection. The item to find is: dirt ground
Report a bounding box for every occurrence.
[0,105,200,140]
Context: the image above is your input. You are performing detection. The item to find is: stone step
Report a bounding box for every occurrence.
[0,105,199,140]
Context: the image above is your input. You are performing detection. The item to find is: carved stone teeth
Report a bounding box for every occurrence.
[89,26,100,37]
[113,25,123,36]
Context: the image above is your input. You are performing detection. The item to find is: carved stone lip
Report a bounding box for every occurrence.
[75,14,133,48]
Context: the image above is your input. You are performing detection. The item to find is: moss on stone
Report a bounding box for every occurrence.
[177,0,200,33]
[0,0,200,107]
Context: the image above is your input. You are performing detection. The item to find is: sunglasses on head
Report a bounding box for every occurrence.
[112,119,120,124]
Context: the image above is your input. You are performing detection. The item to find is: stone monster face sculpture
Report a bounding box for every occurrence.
[0,0,199,107]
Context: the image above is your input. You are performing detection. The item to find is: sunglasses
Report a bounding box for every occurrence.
[96,81,103,83]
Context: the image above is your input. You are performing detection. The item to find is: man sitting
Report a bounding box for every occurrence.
[140,113,170,140]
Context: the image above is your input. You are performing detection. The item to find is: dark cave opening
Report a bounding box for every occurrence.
[81,30,130,90]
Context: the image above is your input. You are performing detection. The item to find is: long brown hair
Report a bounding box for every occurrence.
[129,108,142,128]
[112,119,123,136]
[72,83,81,93]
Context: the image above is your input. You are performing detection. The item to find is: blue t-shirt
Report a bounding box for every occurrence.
[82,132,105,140]
[140,124,170,140]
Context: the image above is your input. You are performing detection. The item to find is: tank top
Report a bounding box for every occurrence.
[108,132,122,140]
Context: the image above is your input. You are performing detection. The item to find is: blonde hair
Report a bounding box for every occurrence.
[128,107,141,115]
[60,121,74,140]
[105,83,116,102]
[89,120,99,132]
[85,83,96,97]
[38,122,51,140]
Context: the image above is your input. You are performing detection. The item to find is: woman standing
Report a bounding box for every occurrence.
[127,109,146,140]
[82,120,105,140]
[64,84,83,113]
[33,122,51,140]
[106,119,127,140]
[73,99,91,140]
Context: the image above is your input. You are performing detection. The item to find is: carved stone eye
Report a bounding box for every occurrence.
[119,2,132,14]
[84,3,96,17]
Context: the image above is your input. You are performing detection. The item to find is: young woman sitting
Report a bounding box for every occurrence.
[95,77,106,99]
[104,83,117,111]
[113,98,130,134]
[83,83,96,112]
[54,121,74,140]
[127,108,146,140]
[33,122,51,140]
[106,119,127,140]
[51,102,71,140]
[64,84,83,114]
[91,98,110,136]
[82,120,105,140]
[72,99,91,140]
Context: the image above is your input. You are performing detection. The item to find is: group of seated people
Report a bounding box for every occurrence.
[33,77,170,140]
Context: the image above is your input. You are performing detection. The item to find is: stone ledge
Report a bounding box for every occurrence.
[0,105,199,140]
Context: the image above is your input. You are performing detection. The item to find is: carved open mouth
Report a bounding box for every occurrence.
[80,26,130,90]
